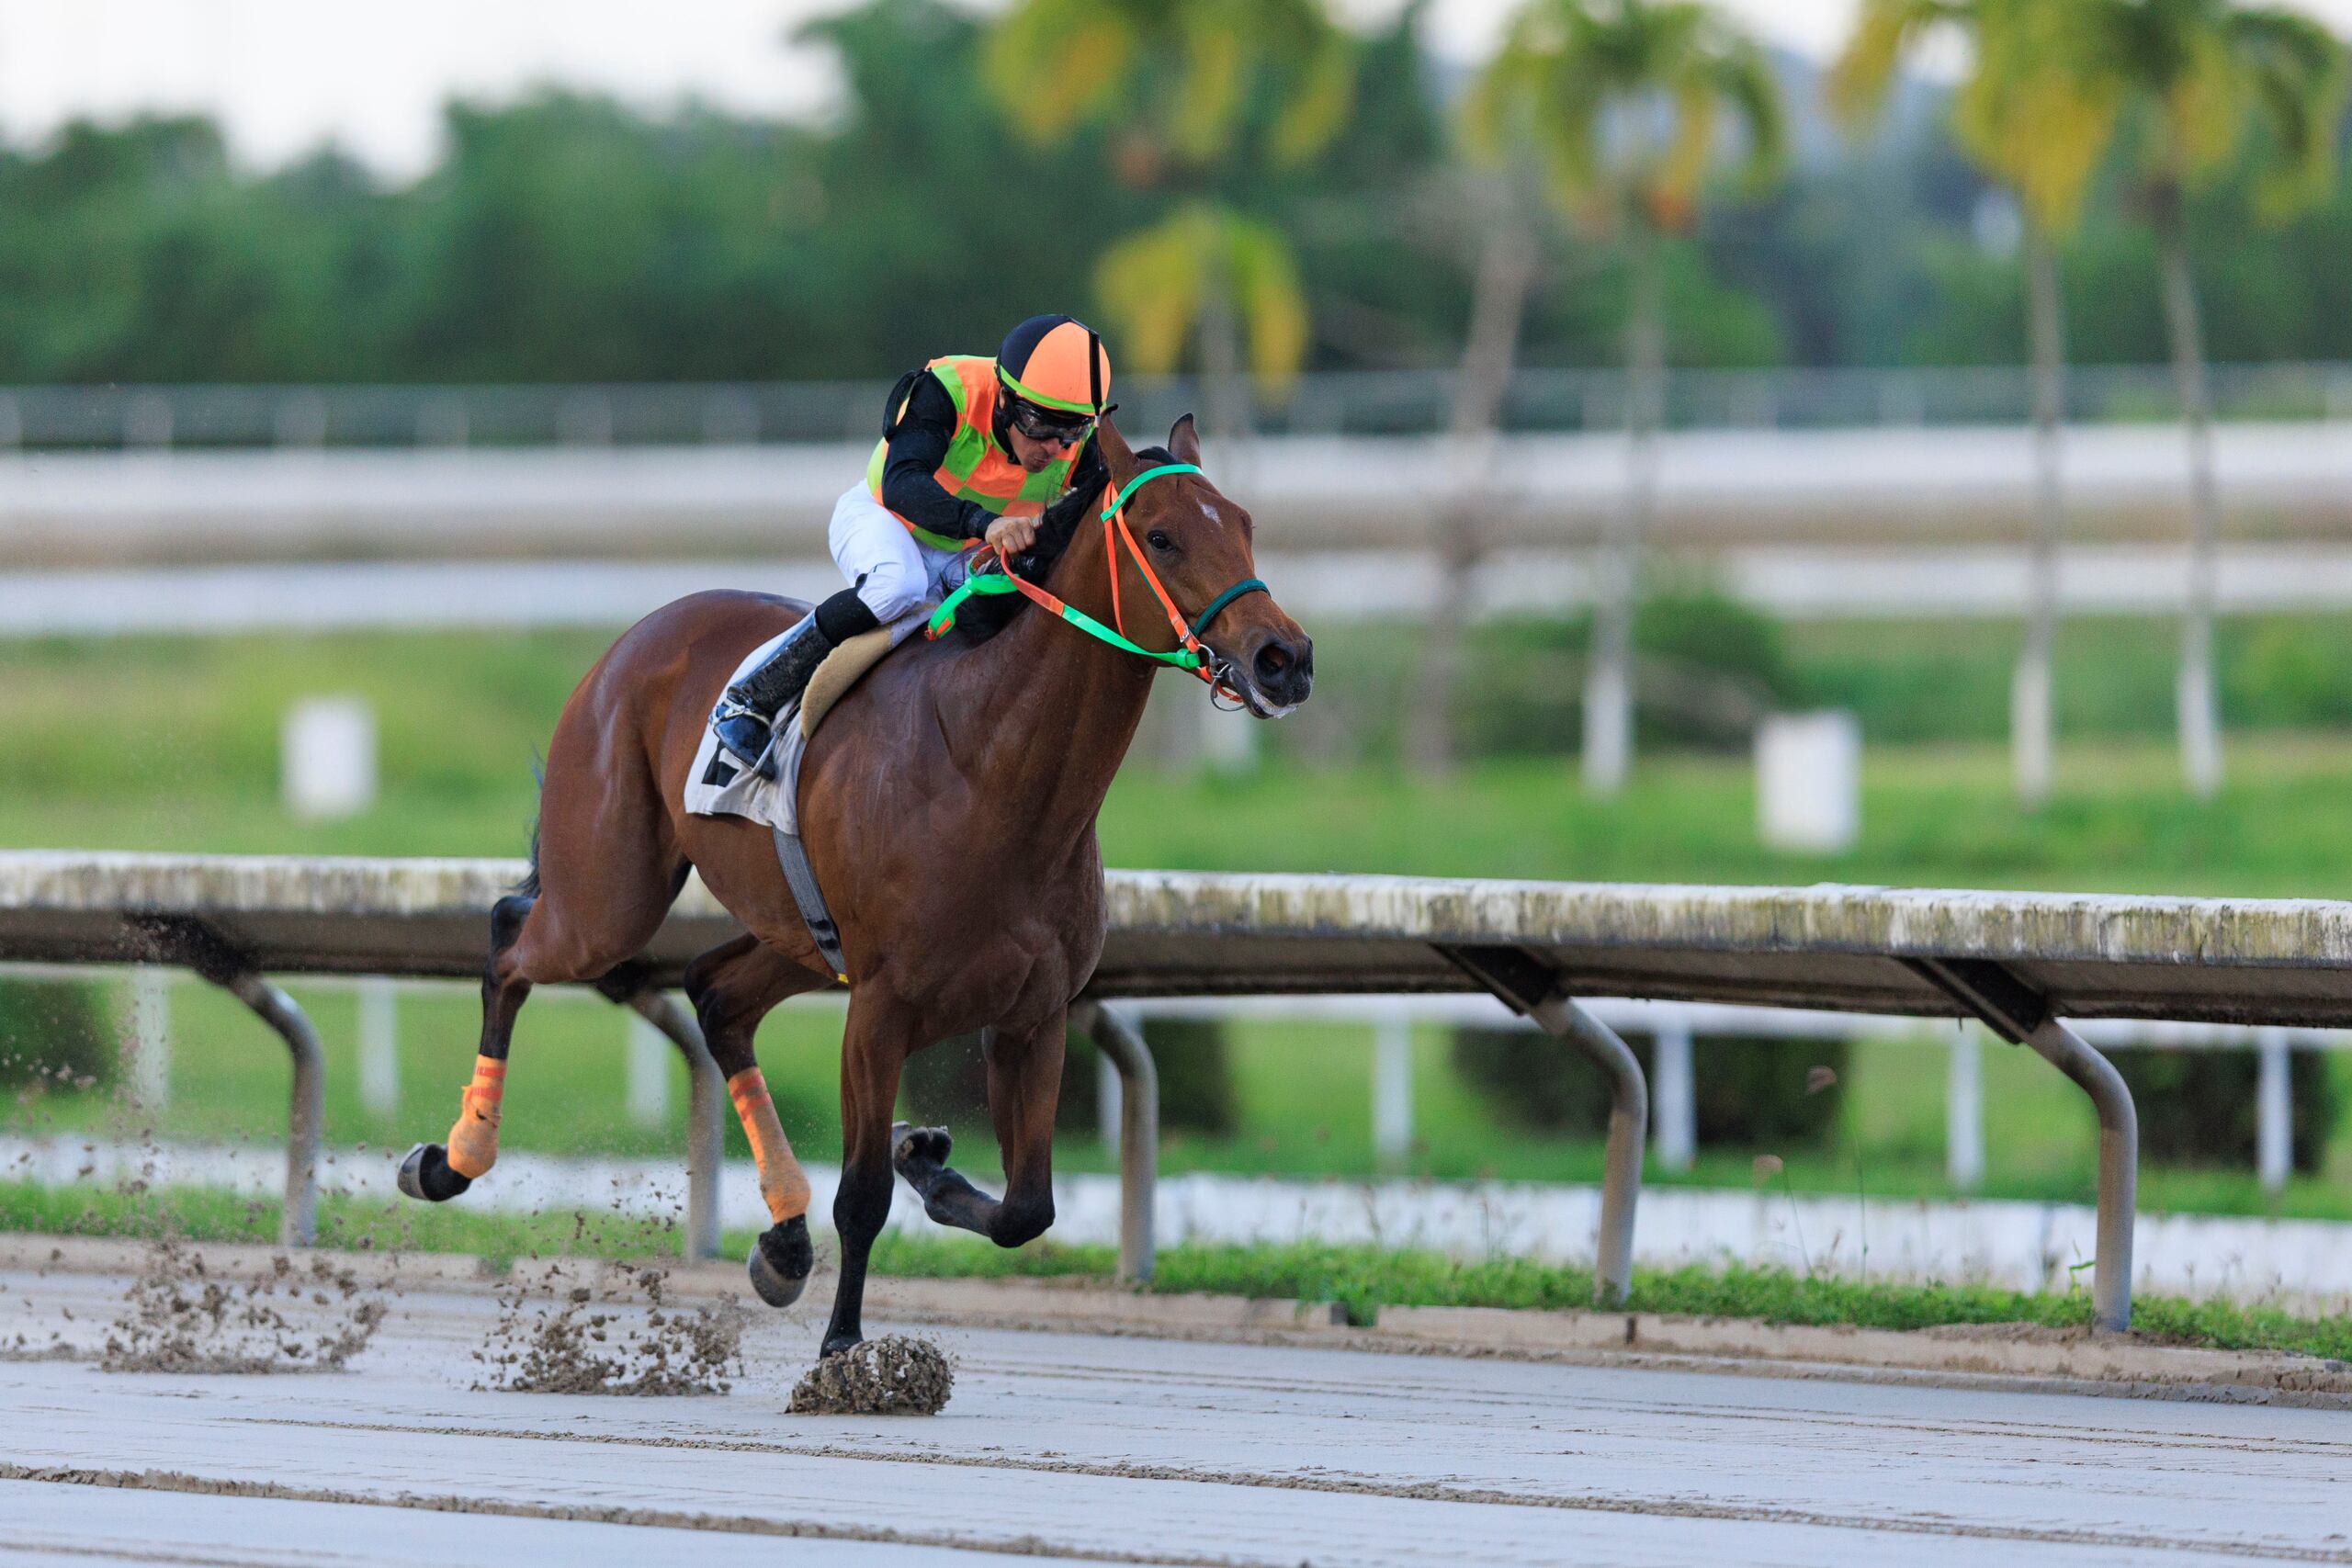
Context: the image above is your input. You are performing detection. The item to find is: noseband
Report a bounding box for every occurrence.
[924,462,1270,698]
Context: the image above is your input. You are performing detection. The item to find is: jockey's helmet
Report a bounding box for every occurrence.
[998,314,1112,440]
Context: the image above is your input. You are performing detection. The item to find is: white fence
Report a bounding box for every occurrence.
[4,364,2350,448]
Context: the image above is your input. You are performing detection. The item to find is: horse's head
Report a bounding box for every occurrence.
[1090,414,1314,716]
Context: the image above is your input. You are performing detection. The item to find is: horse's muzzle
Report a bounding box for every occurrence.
[1233,630,1313,716]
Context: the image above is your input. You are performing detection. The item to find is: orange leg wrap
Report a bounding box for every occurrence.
[728,1066,810,1224]
[444,1055,505,1179]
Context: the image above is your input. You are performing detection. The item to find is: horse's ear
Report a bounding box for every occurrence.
[1094,412,1137,476]
[1168,413,1202,468]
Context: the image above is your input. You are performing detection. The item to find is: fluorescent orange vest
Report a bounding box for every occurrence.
[866,355,1085,551]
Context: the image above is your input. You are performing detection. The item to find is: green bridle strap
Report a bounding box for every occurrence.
[1099,462,1202,518]
[925,570,1206,670]
[1188,577,1270,640]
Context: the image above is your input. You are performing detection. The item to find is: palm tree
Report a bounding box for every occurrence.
[1830,1,2120,807]
[1466,0,1783,796]
[985,0,1355,436]
[2075,0,2346,800]
[1403,192,1541,775]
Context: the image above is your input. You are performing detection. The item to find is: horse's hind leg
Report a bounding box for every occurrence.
[684,933,829,1308]
[398,890,537,1201]
[398,841,688,1202]
[893,1013,1062,1248]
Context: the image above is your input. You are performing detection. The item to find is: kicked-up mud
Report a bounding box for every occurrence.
[100,1234,388,1374]
[474,1260,744,1395]
[787,1334,954,1416]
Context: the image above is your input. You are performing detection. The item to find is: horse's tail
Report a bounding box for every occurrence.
[515,753,547,897]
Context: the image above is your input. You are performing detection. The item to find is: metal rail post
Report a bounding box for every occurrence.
[623,989,724,1261]
[1074,998,1158,1284]
[130,919,324,1248]
[222,971,325,1249]
[2026,1018,2138,1330]
[1531,994,1646,1304]
[1910,958,2138,1332]
[1438,945,1647,1306]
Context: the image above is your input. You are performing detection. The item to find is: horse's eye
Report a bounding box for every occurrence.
[1147,530,1173,551]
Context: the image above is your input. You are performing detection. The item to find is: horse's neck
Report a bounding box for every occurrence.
[941,519,1157,854]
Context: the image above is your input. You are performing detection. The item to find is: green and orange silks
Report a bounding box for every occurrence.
[865,355,1089,551]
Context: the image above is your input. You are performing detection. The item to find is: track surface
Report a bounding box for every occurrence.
[3,1265,2348,1566]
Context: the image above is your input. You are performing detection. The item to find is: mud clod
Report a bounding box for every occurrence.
[787,1335,954,1416]
[100,1235,388,1374]
[474,1261,743,1396]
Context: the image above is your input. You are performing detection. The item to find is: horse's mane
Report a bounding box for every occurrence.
[952,445,1180,644]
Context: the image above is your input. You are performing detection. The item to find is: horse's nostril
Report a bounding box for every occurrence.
[1255,642,1292,681]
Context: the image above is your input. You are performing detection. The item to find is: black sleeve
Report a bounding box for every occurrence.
[879,376,997,542]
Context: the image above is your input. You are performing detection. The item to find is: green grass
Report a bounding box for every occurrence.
[0,1179,686,1271]
[870,1234,2352,1359]
[10,1181,2343,1359]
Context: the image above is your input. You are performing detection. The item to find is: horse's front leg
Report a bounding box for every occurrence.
[822,990,912,1359]
[894,1013,1062,1248]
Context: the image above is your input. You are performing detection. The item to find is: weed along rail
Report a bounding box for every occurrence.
[10,853,2352,1331]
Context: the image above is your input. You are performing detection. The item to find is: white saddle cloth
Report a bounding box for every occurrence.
[682,615,916,836]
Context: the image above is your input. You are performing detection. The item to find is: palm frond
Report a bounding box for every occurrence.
[1270,25,1359,165]
[983,1,1136,144]
[1827,0,1965,131]
[1223,213,1311,392]
[1093,207,1211,375]
[2228,6,2348,216]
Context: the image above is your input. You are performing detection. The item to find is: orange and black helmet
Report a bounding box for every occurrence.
[998,314,1112,434]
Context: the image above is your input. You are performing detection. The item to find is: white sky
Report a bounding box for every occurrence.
[2,0,2347,179]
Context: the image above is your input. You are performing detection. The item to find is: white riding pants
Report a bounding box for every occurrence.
[828,483,972,640]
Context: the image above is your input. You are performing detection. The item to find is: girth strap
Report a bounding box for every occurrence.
[772,827,848,985]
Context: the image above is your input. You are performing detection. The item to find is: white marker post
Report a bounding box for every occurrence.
[282,698,377,820]
[627,1011,672,1126]
[1757,711,1861,854]
[356,977,399,1117]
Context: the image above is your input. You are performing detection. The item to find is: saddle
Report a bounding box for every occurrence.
[795,626,896,740]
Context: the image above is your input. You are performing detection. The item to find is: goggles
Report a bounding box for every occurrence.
[1004,395,1094,446]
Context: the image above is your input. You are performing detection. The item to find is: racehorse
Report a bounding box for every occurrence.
[397,414,1312,1361]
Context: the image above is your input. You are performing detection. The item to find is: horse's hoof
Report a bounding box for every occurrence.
[747,1215,814,1308]
[396,1142,470,1203]
[891,1122,952,1172]
[820,1333,863,1360]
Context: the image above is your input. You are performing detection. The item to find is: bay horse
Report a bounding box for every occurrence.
[399,414,1312,1360]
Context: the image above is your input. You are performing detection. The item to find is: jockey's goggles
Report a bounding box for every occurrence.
[1004,396,1094,445]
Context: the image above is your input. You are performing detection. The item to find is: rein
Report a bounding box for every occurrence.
[924,461,1269,696]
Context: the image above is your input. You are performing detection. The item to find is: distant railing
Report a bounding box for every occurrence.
[4,362,2351,450]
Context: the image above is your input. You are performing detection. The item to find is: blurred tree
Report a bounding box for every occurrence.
[2075,0,2346,800]
[1832,0,2120,808]
[1466,0,1785,797]
[984,0,1356,441]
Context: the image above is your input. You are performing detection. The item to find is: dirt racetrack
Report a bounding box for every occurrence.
[4,1260,2349,1567]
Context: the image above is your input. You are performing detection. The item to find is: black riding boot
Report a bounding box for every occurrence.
[710,589,881,775]
[712,617,835,773]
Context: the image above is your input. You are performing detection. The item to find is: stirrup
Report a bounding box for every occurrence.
[711,699,775,770]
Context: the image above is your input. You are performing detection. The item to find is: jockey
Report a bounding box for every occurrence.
[712,313,1114,770]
